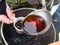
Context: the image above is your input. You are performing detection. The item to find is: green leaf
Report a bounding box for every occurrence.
[20,0,27,3]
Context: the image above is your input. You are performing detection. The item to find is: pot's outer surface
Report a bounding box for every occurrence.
[1,8,56,45]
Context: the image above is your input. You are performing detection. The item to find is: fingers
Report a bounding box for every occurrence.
[48,41,60,45]
[6,4,15,21]
[0,15,13,24]
[0,4,15,24]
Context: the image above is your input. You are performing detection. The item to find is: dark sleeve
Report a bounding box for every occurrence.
[0,0,6,14]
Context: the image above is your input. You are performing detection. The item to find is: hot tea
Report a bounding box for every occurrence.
[22,15,46,34]
[15,20,22,29]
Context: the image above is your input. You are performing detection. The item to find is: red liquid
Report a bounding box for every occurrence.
[22,15,46,33]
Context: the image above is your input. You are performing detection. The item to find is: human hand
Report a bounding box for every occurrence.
[48,41,60,45]
[0,4,15,24]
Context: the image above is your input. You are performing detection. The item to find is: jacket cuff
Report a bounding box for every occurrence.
[0,0,6,15]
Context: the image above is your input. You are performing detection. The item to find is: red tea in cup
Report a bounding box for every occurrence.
[22,15,46,35]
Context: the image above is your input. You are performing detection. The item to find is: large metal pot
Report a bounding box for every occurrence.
[1,8,56,45]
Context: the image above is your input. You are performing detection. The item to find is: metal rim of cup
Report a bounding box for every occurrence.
[13,17,24,34]
[22,9,52,35]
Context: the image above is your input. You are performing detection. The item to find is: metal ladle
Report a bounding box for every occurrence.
[20,0,52,35]
[13,0,52,35]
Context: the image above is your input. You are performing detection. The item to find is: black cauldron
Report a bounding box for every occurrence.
[1,8,56,45]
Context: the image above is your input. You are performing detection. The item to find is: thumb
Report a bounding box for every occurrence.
[6,4,15,21]
[0,15,13,24]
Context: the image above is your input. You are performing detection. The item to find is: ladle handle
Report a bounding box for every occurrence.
[42,0,46,10]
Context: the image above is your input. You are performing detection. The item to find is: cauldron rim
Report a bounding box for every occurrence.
[1,8,56,45]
